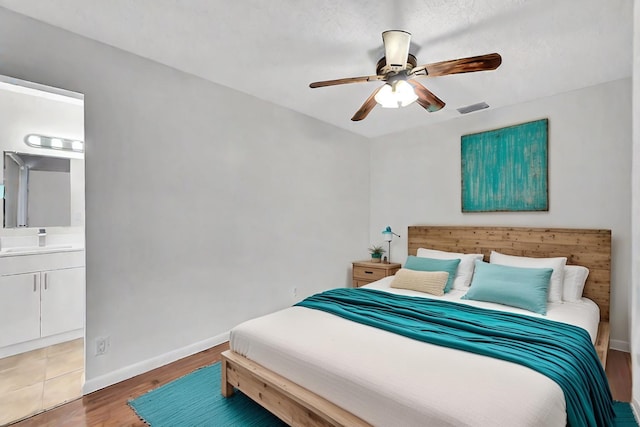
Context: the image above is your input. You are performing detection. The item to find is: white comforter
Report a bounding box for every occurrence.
[230,277,600,427]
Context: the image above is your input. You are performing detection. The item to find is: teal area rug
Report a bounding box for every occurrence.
[129,362,638,427]
[128,362,286,426]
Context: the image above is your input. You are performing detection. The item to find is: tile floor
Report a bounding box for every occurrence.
[0,338,83,425]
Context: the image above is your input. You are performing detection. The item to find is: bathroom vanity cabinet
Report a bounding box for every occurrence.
[0,249,85,354]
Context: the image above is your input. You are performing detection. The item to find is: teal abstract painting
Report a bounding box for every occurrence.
[461,119,548,212]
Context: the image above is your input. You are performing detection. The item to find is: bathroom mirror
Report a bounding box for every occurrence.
[3,152,71,228]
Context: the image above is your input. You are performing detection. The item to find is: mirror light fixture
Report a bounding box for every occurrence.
[24,134,84,153]
[374,77,418,108]
[382,226,401,263]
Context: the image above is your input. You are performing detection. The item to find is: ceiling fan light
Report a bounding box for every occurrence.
[374,84,396,108]
[394,80,418,107]
[374,81,418,108]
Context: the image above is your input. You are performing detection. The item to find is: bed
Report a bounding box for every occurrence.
[221,226,612,427]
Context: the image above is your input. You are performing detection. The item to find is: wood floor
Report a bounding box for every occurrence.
[607,348,633,402]
[9,345,632,427]
[9,342,230,427]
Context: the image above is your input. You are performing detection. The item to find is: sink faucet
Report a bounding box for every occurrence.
[38,228,46,247]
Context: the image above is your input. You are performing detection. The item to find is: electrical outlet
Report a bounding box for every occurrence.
[292,287,298,297]
[95,336,110,356]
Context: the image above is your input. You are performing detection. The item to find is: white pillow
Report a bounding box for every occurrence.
[489,251,567,303]
[417,248,484,290]
[562,265,589,302]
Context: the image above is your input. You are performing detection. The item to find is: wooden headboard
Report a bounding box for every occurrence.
[408,226,612,321]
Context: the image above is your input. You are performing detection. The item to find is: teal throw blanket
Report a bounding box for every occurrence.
[295,288,614,427]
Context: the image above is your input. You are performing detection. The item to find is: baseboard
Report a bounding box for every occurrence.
[82,331,229,394]
[609,339,630,352]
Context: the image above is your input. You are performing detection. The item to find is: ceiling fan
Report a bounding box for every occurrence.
[309,30,502,121]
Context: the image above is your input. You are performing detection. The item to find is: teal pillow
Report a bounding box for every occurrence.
[404,256,461,293]
[462,260,552,315]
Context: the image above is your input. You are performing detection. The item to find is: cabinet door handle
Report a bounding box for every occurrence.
[44,273,48,290]
[364,270,374,274]
[33,274,37,292]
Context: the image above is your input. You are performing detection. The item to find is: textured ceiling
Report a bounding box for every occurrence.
[0,0,633,138]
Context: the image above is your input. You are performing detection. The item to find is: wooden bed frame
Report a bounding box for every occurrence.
[221,226,612,427]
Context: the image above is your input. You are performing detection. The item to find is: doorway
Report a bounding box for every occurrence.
[0,76,85,424]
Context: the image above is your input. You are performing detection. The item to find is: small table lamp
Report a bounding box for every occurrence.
[381,226,400,263]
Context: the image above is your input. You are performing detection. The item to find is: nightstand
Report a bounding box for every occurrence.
[352,261,401,287]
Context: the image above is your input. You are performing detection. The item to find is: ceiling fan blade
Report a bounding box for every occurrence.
[382,30,411,70]
[407,80,445,112]
[411,53,502,77]
[351,86,383,121]
[309,75,385,88]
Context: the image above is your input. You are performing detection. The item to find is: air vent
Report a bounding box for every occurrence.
[457,102,489,114]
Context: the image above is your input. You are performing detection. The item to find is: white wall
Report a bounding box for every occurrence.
[0,7,371,391]
[370,79,632,349]
[631,0,639,417]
